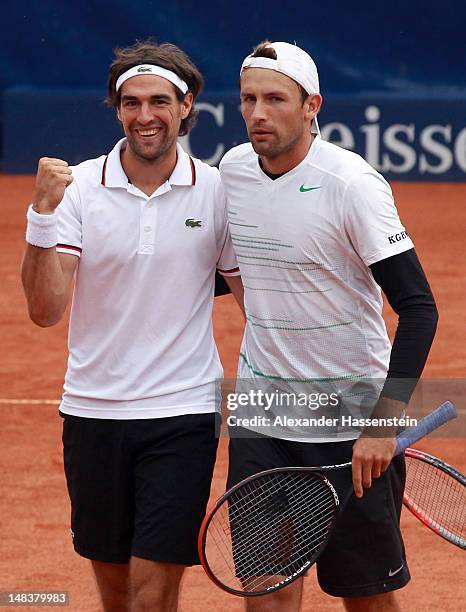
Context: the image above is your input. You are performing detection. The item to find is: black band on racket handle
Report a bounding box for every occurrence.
[394,401,457,455]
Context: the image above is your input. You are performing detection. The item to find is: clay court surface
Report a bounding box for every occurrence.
[1,175,465,610]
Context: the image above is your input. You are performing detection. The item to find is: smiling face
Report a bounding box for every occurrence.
[240,68,321,168]
[117,74,192,162]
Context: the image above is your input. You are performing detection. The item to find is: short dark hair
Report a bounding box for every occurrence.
[106,39,204,136]
[249,40,308,104]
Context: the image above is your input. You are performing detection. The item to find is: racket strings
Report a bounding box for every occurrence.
[215,481,331,579]
[204,471,338,593]
[213,484,332,590]
[228,492,335,589]
[405,456,466,545]
[227,475,333,523]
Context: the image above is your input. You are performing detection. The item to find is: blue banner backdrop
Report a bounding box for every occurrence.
[4,89,466,180]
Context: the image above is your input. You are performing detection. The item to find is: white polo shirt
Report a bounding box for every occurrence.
[57,139,239,419]
[220,137,414,440]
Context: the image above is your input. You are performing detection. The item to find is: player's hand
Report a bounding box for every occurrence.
[33,157,73,214]
[351,436,397,498]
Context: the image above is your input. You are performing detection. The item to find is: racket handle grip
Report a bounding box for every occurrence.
[395,401,457,455]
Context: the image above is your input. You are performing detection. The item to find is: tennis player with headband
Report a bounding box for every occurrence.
[22,40,242,611]
[220,41,438,611]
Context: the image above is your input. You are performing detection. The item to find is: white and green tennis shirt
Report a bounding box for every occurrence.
[220,137,414,440]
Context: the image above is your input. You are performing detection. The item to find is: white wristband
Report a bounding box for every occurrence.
[26,204,58,248]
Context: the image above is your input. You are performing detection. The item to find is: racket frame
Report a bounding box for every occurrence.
[403,447,466,549]
[198,466,343,596]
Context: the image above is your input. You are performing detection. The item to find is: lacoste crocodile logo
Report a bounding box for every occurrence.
[137,66,152,73]
[299,184,322,193]
[185,218,202,228]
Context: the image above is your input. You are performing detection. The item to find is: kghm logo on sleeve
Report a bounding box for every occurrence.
[388,230,409,245]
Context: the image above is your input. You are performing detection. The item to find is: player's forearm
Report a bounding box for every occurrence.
[224,275,245,318]
[21,245,70,327]
[365,396,407,436]
[382,302,438,402]
[371,249,438,403]
[23,157,77,326]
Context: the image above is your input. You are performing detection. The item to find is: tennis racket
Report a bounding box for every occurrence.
[403,448,465,549]
[199,400,457,597]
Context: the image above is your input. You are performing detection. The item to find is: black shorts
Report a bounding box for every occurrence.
[62,412,219,565]
[227,431,410,598]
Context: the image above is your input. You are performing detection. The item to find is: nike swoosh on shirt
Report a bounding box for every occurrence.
[299,185,322,192]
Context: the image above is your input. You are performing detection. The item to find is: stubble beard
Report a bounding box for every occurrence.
[126,129,176,162]
[249,127,304,160]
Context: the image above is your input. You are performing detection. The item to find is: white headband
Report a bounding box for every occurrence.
[116,64,189,94]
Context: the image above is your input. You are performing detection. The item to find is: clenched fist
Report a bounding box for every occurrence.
[33,157,74,214]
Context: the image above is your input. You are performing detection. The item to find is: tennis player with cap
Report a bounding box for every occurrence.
[21,40,242,611]
[220,41,438,611]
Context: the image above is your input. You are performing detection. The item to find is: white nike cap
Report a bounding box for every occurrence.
[241,41,320,135]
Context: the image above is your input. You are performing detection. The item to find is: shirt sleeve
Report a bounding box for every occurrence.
[370,249,438,402]
[343,171,414,266]
[56,175,82,257]
[214,271,232,296]
[214,178,240,277]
